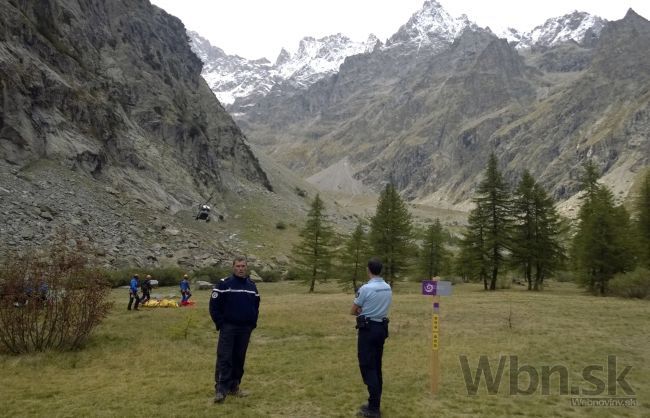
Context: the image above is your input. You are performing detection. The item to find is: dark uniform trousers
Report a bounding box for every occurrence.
[358,321,388,411]
[215,323,253,394]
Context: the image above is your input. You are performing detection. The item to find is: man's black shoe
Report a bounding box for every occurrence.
[228,389,249,397]
[357,404,381,417]
[214,392,226,404]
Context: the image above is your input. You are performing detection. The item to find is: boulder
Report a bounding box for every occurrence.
[197,280,213,290]
[249,270,262,283]
[273,255,290,265]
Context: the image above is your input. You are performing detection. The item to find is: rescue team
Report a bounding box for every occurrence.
[127,273,193,310]
[128,256,391,418]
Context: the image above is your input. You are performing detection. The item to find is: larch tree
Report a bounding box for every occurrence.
[369,182,413,286]
[473,153,512,290]
[292,194,334,293]
[338,221,369,292]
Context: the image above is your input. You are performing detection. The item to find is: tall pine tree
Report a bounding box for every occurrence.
[571,162,635,295]
[369,183,413,286]
[459,201,490,288]
[338,221,368,292]
[419,218,449,279]
[292,194,334,293]
[473,153,512,290]
[511,171,566,290]
[531,182,567,290]
[634,170,650,268]
[511,171,536,289]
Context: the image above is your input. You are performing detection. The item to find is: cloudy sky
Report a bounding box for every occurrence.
[150,0,649,60]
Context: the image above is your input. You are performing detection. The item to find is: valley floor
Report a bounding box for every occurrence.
[1,281,648,417]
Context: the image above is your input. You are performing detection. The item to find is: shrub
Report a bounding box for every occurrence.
[193,265,231,283]
[103,266,186,288]
[553,271,574,283]
[284,268,300,281]
[257,268,281,283]
[103,268,132,288]
[276,221,287,230]
[0,232,113,353]
[496,275,512,290]
[148,266,185,287]
[609,268,650,299]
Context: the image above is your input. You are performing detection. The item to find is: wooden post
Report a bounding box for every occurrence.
[421,279,451,396]
[431,295,440,395]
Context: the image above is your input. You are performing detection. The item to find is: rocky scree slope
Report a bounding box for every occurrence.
[0,0,285,268]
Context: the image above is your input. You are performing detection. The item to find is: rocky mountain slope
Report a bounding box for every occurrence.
[233,3,649,210]
[0,0,314,269]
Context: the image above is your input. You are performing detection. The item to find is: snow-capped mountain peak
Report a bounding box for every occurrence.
[386,0,474,50]
[498,11,607,48]
[189,31,378,106]
[277,33,377,83]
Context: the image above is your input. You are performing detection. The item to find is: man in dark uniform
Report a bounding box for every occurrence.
[209,256,260,404]
[140,274,152,305]
[350,258,392,418]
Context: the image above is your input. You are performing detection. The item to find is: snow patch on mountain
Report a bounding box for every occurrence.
[189,31,377,106]
[498,11,607,48]
[385,0,474,51]
[278,34,378,86]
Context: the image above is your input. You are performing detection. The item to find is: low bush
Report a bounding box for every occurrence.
[193,265,231,283]
[284,268,301,281]
[553,271,574,283]
[609,268,650,299]
[257,268,281,283]
[149,266,185,287]
[275,221,287,230]
[0,232,113,353]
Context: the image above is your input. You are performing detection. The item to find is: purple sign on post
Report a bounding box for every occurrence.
[421,280,453,296]
[422,280,437,295]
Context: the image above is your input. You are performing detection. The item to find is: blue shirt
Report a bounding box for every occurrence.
[130,277,139,293]
[354,277,392,321]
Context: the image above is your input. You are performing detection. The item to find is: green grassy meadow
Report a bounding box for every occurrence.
[1,281,648,417]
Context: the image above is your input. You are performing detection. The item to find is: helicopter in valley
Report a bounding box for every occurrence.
[195,191,216,222]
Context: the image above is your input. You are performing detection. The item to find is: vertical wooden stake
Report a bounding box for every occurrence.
[431,295,440,395]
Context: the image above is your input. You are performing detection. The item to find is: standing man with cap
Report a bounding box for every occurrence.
[210,256,260,404]
[351,257,392,418]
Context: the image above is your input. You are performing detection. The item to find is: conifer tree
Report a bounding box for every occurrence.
[473,153,512,290]
[511,170,566,290]
[419,218,449,279]
[369,182,413,286]
[459,201,490,288]
[511,171,536,289]
[634,171,650,268]
[571,162,635,294]
[338,221,368,292]
[531,182,567,289]
[292,194,334,293]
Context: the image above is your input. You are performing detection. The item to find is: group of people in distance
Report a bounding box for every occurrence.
[127,273,192,310]
[210,255,391,418]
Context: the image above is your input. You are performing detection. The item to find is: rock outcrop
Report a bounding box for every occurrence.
[0,0,277,266]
